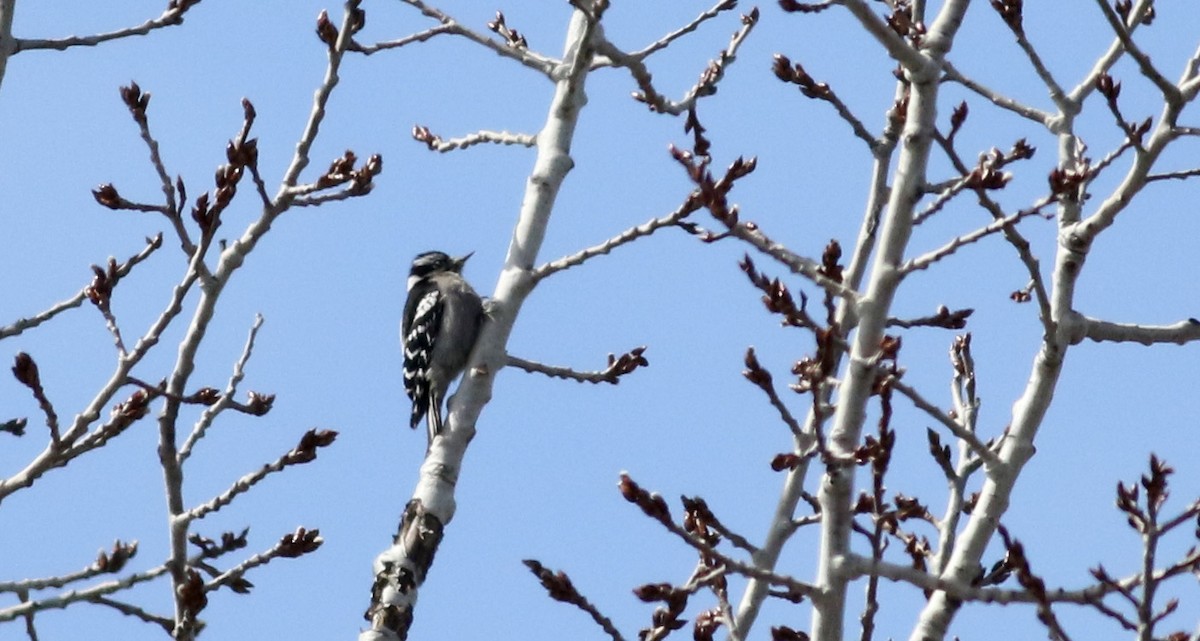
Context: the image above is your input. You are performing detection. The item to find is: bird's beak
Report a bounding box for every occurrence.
[453,252,474,272]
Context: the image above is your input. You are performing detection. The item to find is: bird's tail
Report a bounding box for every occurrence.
[426,390,443,444]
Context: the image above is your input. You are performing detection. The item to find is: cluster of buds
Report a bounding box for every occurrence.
[771,54,831,100]
[85,258,120,311]
[990,0,1024,34]
[1048,164,1088,202]
[11,352,41,391]
[93,539,138,574]
[739,255,814,329]
[92,183,124,210]
[1096,73,1154,143]
[600,346,649,383]
[283,428,338,465]
[119,82,151,125]
[487,11,528,49]
[1117,454,1172,533]
[277,526,324,558]
[316,6,366,49]
[411,125,442,151]
[886,1,926,45]
[189,528,250,559]
[242,390,275,416]
[110,389,150,430]
[632,581,689,638]
[315,150,383,195]
[522,560,583,605]
[1114,0,1155,26]
[176,568,209,624]
[670,145,757,229]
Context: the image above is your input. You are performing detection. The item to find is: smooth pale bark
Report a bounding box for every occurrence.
[359,10,599,641]
[809,3,970,640]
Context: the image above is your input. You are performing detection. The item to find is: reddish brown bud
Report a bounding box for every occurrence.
[316,10,337,47]
[11,353,40,389]
[278,526,323,557]
[92,184,122,209]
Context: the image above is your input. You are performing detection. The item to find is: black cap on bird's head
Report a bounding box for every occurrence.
[408,250,473,289]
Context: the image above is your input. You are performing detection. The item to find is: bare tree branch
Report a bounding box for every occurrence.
[506,348,648,385]
[87,597,172,635]
[179,429,336,524]
[1079,316,1200,346]
[534,201,699,281]
[12,1,201,53]
[884,373,1002,470]
[901,197,1054,274]
[0,234,164,340]
[523,560,627,641]
[942,61,1053,125]
[394,0,557,76]
[595,7,758,115]
[178,315,265,463]
[603,0,737,63]
[411,126,536,153]
[1092,0,1180,103]
[348,23,455,55]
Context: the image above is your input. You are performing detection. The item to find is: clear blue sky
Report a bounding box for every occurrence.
[2,1,1199,639]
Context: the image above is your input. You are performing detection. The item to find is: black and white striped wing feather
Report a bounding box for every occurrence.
[402,285,442,430]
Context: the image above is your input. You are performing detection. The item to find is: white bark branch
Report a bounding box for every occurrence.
[396,0,557,77]
[13,4,197,53]
[360,7,601,639]
[1080,317,1200,346]
[811,3,971,639]
[534,200,696,281]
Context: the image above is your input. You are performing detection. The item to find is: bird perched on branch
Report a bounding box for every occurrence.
[401,250,484,443]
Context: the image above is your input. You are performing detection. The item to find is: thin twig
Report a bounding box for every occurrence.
[0,235,164,340]
[87,597,173,634]
[611,0,737,63]
[15,4,200,52]
[1091,0,1180,103]
[534,200,698,281]
[412,127,536,153]
[837,554,1155,606]
[620,475,820,599]
[1066,0,1154,104]
[884,373,1002,470]
[523,560,627,641]
[1145,167,1200,184]
[178,315,265,463]
[289,184,374,207]
[506,349,647,385]
[395,0,556,76]
[348,23,455,55]
[941,61,1052,125]
[0,566,169,623]
[597,7,757,115]
[933,134,1053,328]
[179,430,334,524]
[901,197,1054,274]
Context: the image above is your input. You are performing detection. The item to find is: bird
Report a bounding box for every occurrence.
[401,250,484,443]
